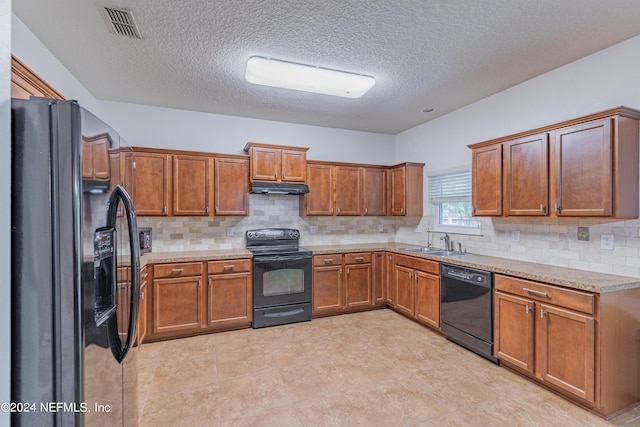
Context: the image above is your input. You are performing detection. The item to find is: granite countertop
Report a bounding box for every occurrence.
[138,243,640,294]
[305,243,640,293]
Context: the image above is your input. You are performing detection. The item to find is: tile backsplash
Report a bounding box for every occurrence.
[140,194,640,278]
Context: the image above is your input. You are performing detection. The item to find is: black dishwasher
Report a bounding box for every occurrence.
[440,263,498,364]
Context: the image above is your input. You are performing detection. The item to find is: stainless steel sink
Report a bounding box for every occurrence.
[400,247,467,256]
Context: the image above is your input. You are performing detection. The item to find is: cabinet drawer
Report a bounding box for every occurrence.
[154,262,203,278]
[394,254,439,275]
[207,259,251,274]
[415,259,439,275]
[345,252,372,264]
[314,254,343,266]
[495,274,595,315]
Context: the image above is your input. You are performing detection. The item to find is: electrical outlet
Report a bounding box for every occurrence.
[601,234,614,250]
[226,227,234,237]
[309,225,317,234]
[512,230,520,242]
[577,227,590,241]
[378,223,384,232]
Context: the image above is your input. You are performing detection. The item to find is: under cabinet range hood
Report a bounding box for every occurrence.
[250,181,310,195]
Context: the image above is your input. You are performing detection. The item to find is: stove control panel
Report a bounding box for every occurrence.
[246,228,300,241]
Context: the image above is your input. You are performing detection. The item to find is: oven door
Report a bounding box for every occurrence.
[252,254,312,308]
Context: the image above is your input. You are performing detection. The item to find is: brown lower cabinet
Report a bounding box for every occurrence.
[391,254,440,329]
[137,266,148,346]
[494,274,640,417]
[145,259,252,341]
[205,260,252,330]
[312,252,384,317]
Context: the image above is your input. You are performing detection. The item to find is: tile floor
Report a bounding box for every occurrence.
[137,309,640,427]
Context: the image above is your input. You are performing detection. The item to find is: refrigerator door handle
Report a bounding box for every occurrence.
[106,184,140,363]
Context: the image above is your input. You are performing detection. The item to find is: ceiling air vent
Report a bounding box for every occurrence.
[103,6,142,39]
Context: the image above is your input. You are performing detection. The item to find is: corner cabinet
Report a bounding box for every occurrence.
[244,142,308,183]
[312,252,379,317]
[389,163,424,216]
[469,107,640,219]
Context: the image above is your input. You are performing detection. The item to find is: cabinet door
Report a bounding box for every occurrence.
[312,265,343,315]
[505,134,549,216]
[494,291,534,372]
[214,157,249,216]
[554,119,612,217]
[385,253,395,306]
[390,166,407,216]
[132,152,171,216]
[363,168,387,216]
[250,146,279,181]
[472,144,503,216]
[335,166,362,216]
[345,263,372,308]
[372,252,386,306]
[281,149,306,182]
[394,265,414,317]
[152,276,201,334]
[414,271,439,328]
[173,154,211,216]
[206,273,252,328]
[304,164,334,216]
[536,303,595,403]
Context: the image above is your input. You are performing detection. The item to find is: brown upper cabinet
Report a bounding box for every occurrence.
[214,157,250,216]
[335,166,362,216]
[302,161,422,217]
[127,148,250,217]
[363,167,387,216]
[11,55,64,100]
[389,163,424,216]
[504,133,548,216]
[244,142,308,183]
[124,150,172,216]
[173,154,213,216]
[469,107,640,219]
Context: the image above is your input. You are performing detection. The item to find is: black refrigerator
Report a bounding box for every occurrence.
[11,97,140,426]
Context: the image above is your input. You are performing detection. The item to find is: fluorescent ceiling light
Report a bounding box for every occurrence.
[245,56,375,98]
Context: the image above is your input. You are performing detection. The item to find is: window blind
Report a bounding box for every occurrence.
[429,171,472,203]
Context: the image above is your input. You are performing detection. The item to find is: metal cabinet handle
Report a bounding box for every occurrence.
[337,207,341,214]
[339,267,342,274]
[163,206,167,213]
[141,292,145,300]
[323,259,334,264]
[400,207,404,214]
[540,309,546,319]
[554,203,562,214]
[206,206,209,214]
[540,204,546,213]
[523,287,548,297]
[141,273,148,279]
[365,208,368,214]
[275,171,278,179]
[525,305,530,314]
[223,265,235,271]
[171,268,185,273]
[355,257,364,262]
[346,267,350,274]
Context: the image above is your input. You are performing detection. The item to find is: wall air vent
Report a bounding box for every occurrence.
[103,6,142,39]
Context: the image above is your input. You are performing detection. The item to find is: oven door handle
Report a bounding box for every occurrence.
[263,308,305,318]
[254,255,311,262]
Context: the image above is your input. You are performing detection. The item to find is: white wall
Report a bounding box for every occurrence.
[96,101,395,164]
[1,1,11,425]
[11,14,97,112]
[396,34,640,173]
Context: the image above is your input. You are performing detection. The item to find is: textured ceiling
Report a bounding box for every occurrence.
[13,0,640,134]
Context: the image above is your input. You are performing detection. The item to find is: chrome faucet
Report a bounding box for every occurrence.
[440,233,450,251]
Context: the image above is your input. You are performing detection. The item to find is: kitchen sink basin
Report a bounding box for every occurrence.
[400,247,467,256]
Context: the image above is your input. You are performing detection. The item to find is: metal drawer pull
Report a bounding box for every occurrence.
[355,257,364,261]
[324,259,334,264]
[540,204,546,213]
[523,287,548,297]
[142,273,148,279]
[171,268,185,273]
[540,309,546,319]
[223,265,235,270]
[525,305,531,314]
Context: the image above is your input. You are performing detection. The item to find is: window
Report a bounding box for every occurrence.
[429,171,480,231]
